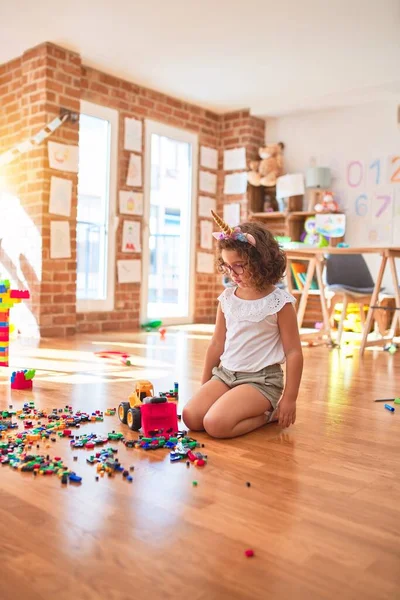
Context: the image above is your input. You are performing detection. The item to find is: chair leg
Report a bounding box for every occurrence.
[328,294,339,328]
[359,303,366,326]
[337,295,348,346]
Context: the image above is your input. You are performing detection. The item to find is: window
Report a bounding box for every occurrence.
[77,101,118,312]
[141,121,197,323]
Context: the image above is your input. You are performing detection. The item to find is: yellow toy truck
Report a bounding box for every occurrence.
[118,380,154,431]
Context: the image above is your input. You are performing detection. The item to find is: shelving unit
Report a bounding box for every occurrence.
[249,211,316,241]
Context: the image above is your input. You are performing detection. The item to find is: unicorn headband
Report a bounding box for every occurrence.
[211,210,256,247]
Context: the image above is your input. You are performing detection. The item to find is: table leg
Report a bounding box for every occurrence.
[296,258,316,328]
[388,256,400,339]
[286,258,294,295]
[315,258,331,341]
[360,255,387,356]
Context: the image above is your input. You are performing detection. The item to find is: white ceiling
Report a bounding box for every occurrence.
[1,0,399,116]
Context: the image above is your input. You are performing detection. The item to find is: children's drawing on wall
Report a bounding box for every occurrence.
[126,154,142,187]
[119,191,143,215]
[48,141,79,173]
[122,220,141,253]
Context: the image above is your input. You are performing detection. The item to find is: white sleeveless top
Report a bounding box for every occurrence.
[218,287,296,372]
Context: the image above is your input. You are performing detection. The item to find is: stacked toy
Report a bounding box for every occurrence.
[11,369,36,390]
[0,279,30,367]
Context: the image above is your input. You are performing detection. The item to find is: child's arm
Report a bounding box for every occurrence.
[201,305,227,385]
[277,303,303,428]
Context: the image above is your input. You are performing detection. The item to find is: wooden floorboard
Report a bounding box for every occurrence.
[0,328,399,600]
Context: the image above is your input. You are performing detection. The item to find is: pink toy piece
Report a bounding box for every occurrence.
[140,401,178,437]
[9,290,30,299]
[11,371,33,390]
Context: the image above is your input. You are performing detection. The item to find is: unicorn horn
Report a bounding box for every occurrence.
[211,210,233,236]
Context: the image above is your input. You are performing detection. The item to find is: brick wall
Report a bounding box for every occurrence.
[79,66,221,331]
[0,41,269,336]
[0,43,80,337]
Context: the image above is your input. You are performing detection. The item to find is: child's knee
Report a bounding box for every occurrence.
[203,413,228,439]
[182,405,204,431]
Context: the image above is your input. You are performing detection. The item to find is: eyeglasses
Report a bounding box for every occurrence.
[221,263,246,276]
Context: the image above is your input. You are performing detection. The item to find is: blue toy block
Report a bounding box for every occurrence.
[68,473,82,483]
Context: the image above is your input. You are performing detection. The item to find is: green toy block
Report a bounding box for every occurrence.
[394,398,400,405]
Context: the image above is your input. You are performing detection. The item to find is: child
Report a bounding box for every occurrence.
[183,212,303,438]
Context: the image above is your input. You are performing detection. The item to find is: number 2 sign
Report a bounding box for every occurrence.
[389,156,400,183]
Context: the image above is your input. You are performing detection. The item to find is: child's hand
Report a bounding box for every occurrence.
[277,396,297,428]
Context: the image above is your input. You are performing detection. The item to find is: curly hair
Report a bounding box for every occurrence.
[217,222,286,290]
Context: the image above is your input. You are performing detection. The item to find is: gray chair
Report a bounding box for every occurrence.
[325,254,376,345]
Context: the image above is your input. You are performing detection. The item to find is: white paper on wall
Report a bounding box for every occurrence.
[199,171,217,195]
[126,154,142,187]
[223,147,246,171]
[48,141,79,173]
[197,252,215,274]
[117,259,141,283]
[200,220,213,249]
[49,176,72,217]
[223,172,247,195]
[122,220,141,253]
[198,196,216,217]
[223,203,241,227]
[200,146,218,170]
[124,118,142,152]
[119,190,143,215]
[50,221,71,259]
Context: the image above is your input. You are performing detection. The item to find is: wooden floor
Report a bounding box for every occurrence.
[1,327,400,600]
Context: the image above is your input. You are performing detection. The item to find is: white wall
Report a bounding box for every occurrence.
[267,99,400,292]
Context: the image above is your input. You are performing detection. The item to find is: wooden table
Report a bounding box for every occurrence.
[284,246,400,355]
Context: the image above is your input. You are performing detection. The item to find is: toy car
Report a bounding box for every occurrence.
[118,379,178,435]
[118,380,154,431]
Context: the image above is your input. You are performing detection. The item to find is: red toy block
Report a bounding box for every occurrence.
[11,372,33,390]
[10,290,30,299]
[141,401,178,437]
[187,450,197,462]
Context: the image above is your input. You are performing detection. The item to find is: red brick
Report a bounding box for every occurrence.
[139,97,154,109]
[90,82,109,95]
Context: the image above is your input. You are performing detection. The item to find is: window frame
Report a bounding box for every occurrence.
[141,120,198,325]
[77,100,118,313]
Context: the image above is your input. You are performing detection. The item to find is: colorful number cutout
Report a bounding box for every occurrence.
[347,161,364,187]
[355,194,368,216]
[369,159,380,185]
[390,156,400,183]
[375,194,391,218]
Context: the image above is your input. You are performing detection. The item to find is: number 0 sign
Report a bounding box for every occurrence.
[347,161,364,187]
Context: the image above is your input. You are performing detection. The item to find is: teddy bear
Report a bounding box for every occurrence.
[247,142,285,187]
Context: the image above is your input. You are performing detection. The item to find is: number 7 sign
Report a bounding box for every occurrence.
[373,189,393,220]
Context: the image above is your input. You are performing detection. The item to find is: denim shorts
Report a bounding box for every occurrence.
[211,364,284,414]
